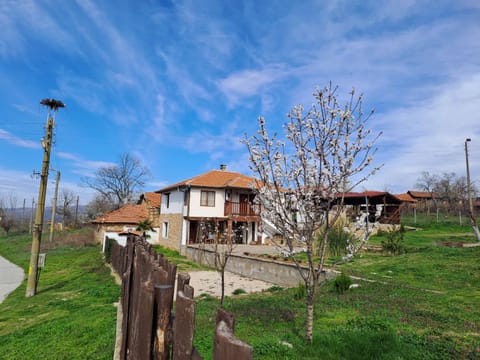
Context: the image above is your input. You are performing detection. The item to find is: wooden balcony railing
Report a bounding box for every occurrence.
[224,201,261,217]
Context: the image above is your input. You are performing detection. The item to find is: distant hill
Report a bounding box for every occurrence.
[4,206,88,223]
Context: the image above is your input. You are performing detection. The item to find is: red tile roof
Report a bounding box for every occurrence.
[337,191,402,204]
[157,170,258,192]
[407,190,436,199]
[340,191,389,198]
[395,193,417,203]
[92,204,148,224]
[139,192,161,208]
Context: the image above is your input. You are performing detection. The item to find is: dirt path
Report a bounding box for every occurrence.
[186,270,277,298]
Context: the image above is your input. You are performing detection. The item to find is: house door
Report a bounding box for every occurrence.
[189,221,198,244]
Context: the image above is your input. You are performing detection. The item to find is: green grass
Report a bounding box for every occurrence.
[153,244,211,272]
[193,222,480,359]
[0,231,119,360]
[2,223,480,359]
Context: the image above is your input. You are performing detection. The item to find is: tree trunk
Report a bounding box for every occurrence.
[472,225,480,242]
[305,295,314,344]
[220,269,225,306]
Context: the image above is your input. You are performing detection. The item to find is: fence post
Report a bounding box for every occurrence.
[173,273,196,360]
[153,259,177,360]
[213,308,253,360]
[109,237,250,360]
[119,236,135,360]
[126,244,156,360]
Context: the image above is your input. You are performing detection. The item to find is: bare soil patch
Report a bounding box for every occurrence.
[186,270,277,298]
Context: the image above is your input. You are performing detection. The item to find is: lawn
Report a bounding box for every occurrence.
[0,230,120,360]
[1,223,479,359]
[193,222,480,359]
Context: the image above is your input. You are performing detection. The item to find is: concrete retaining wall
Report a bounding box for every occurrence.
[185,246,335,287]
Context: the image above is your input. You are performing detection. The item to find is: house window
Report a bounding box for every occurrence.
[163,193,170,208]
[162,222,169,238]
[200,190,215,207]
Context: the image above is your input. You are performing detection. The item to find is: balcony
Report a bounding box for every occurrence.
[224,200,261,218]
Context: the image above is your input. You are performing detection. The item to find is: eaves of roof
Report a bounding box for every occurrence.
[91,204,148,224]
[156,169,258,193]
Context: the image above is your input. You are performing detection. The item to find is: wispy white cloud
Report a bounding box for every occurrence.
[157,50,212,103]
[217,66,288,107]
[56,74,106,115]
[0,167,45,204]
[0,129,39,149]
[1,0,480,202]
[57,152,114,177]
[367,73,480,192]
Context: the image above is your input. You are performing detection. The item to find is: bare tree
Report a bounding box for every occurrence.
[0,194,18,235]
[435,172,473,214]
[82,153,151,208]
[84,194,117,221]
[416,171,477,215]
[56,189,77,228]
[415,171,439,214]
[243,83,381,343]
[198,218,240,306]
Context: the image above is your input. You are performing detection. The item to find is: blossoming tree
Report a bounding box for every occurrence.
[243,83,382,343]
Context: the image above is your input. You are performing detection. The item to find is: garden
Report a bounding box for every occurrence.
[0,217,479,359]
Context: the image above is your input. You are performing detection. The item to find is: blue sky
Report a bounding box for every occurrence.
[1,0,480,205]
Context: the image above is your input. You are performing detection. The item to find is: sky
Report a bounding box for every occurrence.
[1,0,480,206]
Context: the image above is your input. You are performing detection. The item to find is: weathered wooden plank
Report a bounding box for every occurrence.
[128,247,155,360]
[153,283,174,360]
[173,291,195,360]
[213,309,253,360]
[111,236,250,360]
[177,273,190,295]
[119,236,135,360]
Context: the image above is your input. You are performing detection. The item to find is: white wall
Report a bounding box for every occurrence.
[161,189,184,214]
[102,228,160,251]
[189,188,225,218]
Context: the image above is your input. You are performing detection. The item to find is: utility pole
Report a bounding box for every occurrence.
[464,138,480,241]
[74,195,79,227]
[49,171,61,242]
[26,98,65,297]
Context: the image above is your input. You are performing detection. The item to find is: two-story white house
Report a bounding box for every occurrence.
[156,166,265,252]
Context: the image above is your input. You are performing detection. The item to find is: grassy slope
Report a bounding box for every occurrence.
[194,222,480,359]
[0,231,119,360]
[1,223,479,359]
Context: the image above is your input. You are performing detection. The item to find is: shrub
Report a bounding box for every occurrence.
[316,220,355,257]
[293,282,306,300]
[104,237,114,263]
[266,285,284,293]
[232,288,247,295]
[334,272,352,294]
[381,225,406,255]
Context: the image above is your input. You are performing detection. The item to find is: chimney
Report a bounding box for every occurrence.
[220,164,227,171]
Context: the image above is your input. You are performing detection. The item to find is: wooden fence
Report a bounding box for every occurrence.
[107,236,253,360]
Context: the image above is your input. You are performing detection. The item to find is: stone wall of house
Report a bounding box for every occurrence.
[93,226,104,244]
[148,207,161,227]
[93,224,124,244]
[159,213,184,250]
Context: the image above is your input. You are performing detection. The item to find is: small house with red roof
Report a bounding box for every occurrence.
[92,192,161,248]
[338,191,403,224]
[406,190,438,212]
[155,166,264,251]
